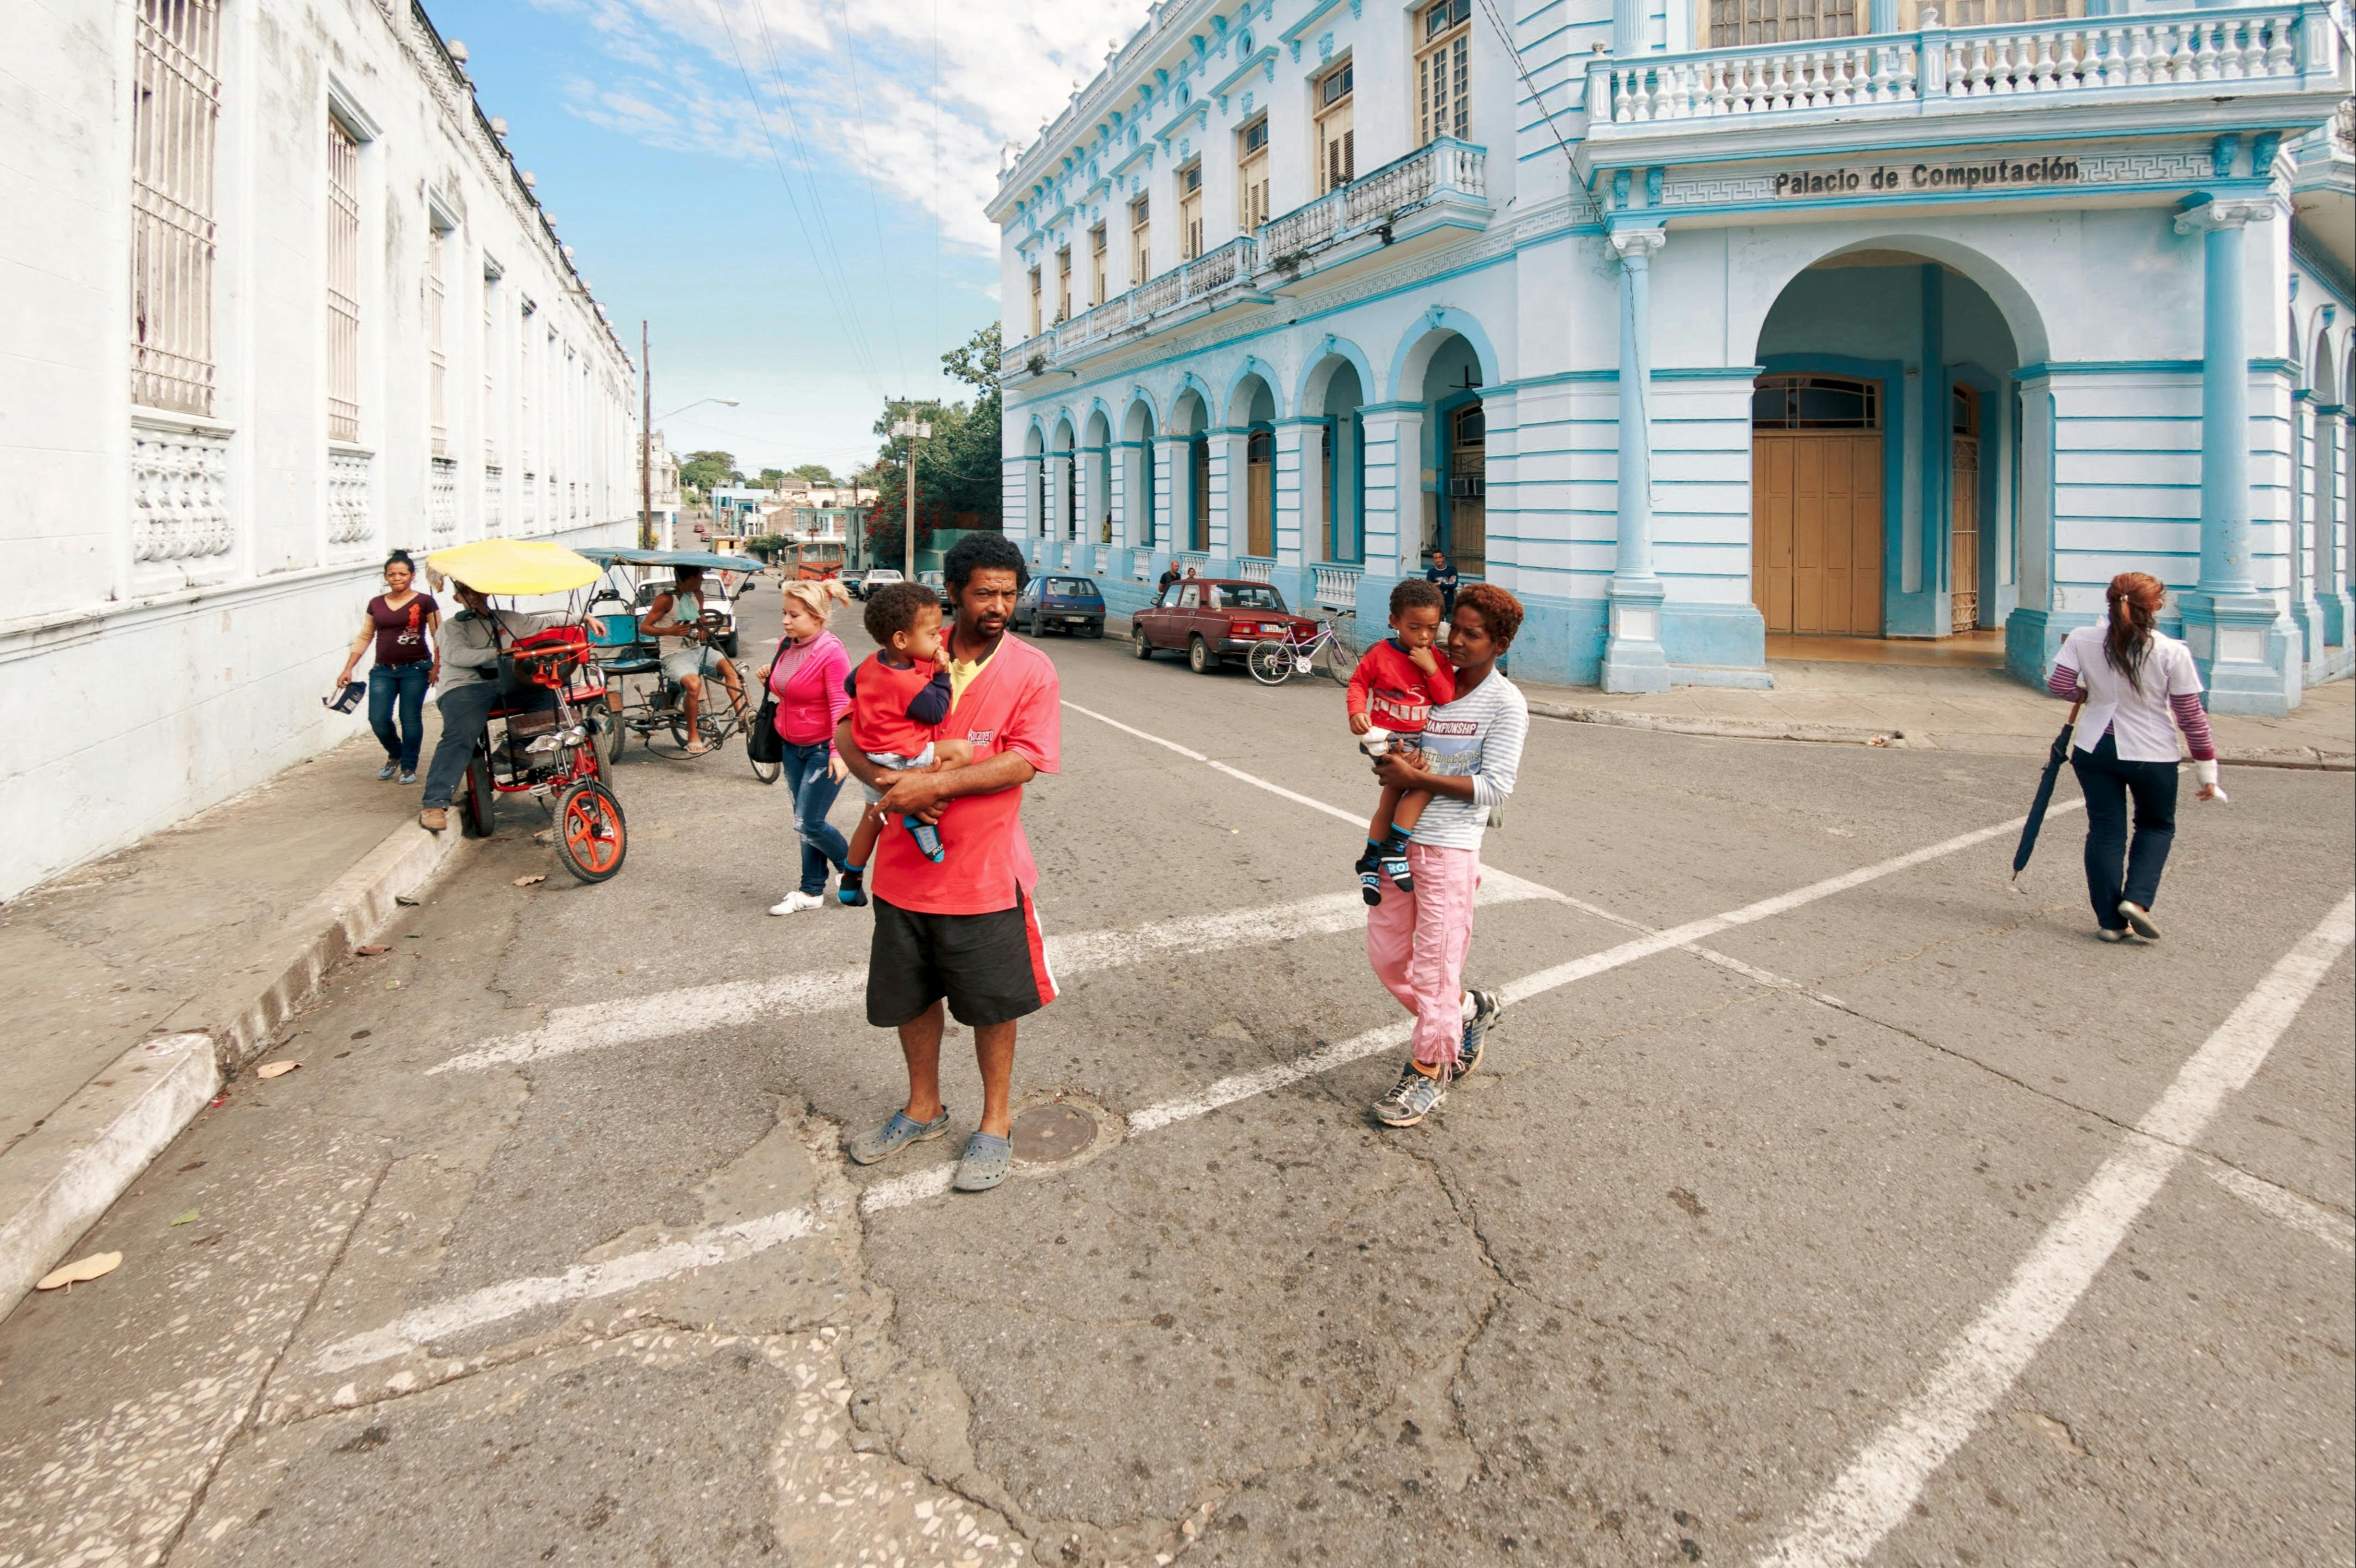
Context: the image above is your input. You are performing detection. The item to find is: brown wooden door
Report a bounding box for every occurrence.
[1752,432,1883,636]
[1246,431,1274,557]
[1950,435,1980,632]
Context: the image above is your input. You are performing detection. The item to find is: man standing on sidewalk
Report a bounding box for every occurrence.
[834,534,1061,1193]
[1366,583,1527,1128]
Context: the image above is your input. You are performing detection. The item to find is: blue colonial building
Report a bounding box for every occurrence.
[991,0,2353,713]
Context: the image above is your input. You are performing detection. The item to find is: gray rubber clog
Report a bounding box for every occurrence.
[951,1133,1014,1192]
[845,1108,951,1166]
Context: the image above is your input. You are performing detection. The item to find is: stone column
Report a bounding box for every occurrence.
[1273,417,1322,573]
[1612,0,1649,55]
[2291,393,2325,663]
[1207,428,1249,567]
[1603,227,1671,694]
[1076,444,1107,554]
[1152,436,1193,558]
[1357,403,1426,591]
[2174,198,2293,714]
[2327,409,2355,647]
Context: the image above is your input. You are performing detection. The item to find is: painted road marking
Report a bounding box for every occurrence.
[1061,698,2044,1006]
[426,880,1553,1077]
[2204,1160,2356,1257]
[1756,891,2356,1568]
[350,806,2068,1363]
[315,1204,826,1374]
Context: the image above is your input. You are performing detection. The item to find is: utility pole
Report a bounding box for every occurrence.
[638,321,653,549]
[889,406,932,584]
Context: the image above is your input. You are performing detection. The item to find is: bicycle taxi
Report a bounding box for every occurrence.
[423,538,629,882]
[580,548,777,782]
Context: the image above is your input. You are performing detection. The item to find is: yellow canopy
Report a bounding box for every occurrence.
[425,538,601,596]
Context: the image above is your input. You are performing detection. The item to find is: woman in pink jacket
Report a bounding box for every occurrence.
[766,578,855,914]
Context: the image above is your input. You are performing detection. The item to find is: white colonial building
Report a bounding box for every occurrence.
[992,0,2354,712]
[2,0,638,899]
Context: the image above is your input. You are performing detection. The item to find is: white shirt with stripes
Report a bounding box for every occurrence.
[1406,671,1528,850]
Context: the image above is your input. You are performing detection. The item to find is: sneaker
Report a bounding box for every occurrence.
[2118,900,2162,941]
[1373,1060,1450,1128]
[2096,928,2130,943]
[1458,989,1503,1077]
[398,769,417,786]
[378,762,399,781]
[768,890,824,915]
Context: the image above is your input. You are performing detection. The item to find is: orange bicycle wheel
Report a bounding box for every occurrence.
[554,780,627,882]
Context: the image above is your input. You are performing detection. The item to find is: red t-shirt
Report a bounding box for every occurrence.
[870,634,1061,916]
[1346,638,1456,733]
[847,653,945,758]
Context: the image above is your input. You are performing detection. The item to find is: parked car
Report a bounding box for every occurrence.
[1015,575,1106,637]
[917,570,947,592]
[839,568,867,598]
[854,567,903,601]
[1130,579,1315,674]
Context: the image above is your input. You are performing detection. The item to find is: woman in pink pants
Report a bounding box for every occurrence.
[1366,583,1529,1128]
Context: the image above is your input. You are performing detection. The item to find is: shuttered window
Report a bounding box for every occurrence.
[1178,163,1203,261]
[1315,61,1355,194]
[1415,0,1470,147]
[1130,196,1151,285]
[131,0,222,417]
[1710,0,1860,45]
[1237,118,1270,232]
[1089,224,1108,305]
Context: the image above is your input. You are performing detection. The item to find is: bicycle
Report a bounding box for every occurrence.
[1246,612,1361,688]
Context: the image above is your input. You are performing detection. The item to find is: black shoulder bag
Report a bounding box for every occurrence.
[745,638,790,766]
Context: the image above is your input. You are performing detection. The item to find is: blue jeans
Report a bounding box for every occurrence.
[782,740,851,895]
[369,661,432,770]
[2070,730,2179,930]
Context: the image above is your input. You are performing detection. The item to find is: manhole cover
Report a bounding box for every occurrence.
[1010,1103,1096,1165]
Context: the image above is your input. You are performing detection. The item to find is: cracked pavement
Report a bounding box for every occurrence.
[2,612,2349,1567]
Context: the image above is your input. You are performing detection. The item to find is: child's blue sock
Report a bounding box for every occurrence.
[837,863,868,906]
[1381,827,1414,894]
[905,818,945,863]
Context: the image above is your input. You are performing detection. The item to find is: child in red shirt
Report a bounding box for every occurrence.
[836,583,970,908]
[1346,577,1455,904]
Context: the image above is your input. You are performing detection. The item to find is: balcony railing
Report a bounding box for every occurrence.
[1311,563,1363,610]
[1594,3,2325,125]
[1004,140,1485,380]
[1235,556,1275,583]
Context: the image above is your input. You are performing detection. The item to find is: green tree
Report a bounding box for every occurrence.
[788,463,840,486]
[679,450,740,493]
[862,324,1004,565]
[757,467,787,490]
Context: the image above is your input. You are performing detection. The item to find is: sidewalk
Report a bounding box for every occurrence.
[1518,658,2355,767]
[0,720,470,1312]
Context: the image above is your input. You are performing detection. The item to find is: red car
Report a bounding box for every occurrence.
[1130,578,1316,674]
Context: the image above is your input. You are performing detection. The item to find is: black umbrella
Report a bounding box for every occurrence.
[2011,700,2083,882]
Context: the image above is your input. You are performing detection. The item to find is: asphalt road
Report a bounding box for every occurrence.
[3,604,2350,1568]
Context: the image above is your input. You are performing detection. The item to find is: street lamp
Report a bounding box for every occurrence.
[890,416,932,583]
[655,397,740,423]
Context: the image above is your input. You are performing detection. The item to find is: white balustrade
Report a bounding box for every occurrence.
[327,448,374,544]
[1345,138,1487,226]
[484,466,504,535]
[1311,562,1363,610]
[1094,544,1111,574]
[1262,187,1343,259]
[429,458,458,541]
[1597,2,2309,123]
[1174,551,1210,576]
[130,420,233,564]
[1236,556,1275,583]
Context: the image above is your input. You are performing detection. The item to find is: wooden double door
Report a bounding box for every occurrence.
[1751,429,1884,637]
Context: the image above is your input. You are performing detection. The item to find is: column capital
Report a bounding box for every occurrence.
[2173,198,2275,236]
[1608,227,1668,264]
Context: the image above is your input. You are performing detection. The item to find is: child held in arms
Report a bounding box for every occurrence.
[1346,578,1455,905]
[836,582,971,908]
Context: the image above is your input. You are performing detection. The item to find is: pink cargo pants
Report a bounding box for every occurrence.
[1364,841,1480,1068]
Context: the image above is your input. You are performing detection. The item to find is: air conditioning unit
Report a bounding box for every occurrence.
[1449,475,1485,499]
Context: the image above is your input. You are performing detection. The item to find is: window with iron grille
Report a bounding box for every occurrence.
[1709,0,1858,45]
[326,116,363,442]
[482,265,499,467]
[1415,0,1471,147]
[1237,117,1270,231]
[131,0,222,417]
[1315,61,1355,195]
[426,219,450,456]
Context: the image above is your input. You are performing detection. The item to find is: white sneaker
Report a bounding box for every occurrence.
[768,890,824,915]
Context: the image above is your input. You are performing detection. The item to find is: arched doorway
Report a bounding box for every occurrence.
[1172,386,1210,551]
[1301,349,1368,563]
[1023,423,1045,540]
[1122,398,1156,548]
[1226,371,1277,559]
[1083,409,1112,545]
[1050,417,1077,543]
[1752,251,2024,642]
[1418,333,1487,575]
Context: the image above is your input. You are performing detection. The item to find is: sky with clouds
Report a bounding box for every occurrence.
[435,0,1149,475]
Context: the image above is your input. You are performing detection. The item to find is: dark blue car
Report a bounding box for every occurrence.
[1015,575,1106,638]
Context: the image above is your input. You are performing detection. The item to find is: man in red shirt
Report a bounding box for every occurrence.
[834,534,1061,1193]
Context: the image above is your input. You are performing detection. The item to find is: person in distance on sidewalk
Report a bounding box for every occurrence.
[2046,570,2228,943]
[836,534,1061,1193]
[1365,584,1525,1129]
[334,551,440,785]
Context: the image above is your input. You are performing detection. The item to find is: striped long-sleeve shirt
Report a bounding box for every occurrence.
[2048,628,2215,762]
[1403,671,1528,850]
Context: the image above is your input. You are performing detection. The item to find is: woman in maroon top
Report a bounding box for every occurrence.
[765,578,855,913]
[334,551,441,782]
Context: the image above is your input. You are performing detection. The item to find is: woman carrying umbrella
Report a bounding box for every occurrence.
[2045,572,2227,942]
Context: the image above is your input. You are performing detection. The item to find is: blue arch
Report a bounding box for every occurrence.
[1050,409,1078,447]
[1022,414,1048,451]
[1166,372,1217,434]
[1083,398,1115,442]
[1221,356,1288,425]
[1119,384,1161,438]
[1295,333,1378,413]
[1385,306,1503,401]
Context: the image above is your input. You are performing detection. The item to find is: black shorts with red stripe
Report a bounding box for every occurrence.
[865,889,1057,1029]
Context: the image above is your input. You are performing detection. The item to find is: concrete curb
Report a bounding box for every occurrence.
[1527,700,2356,771]
[0,820,471,1319]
